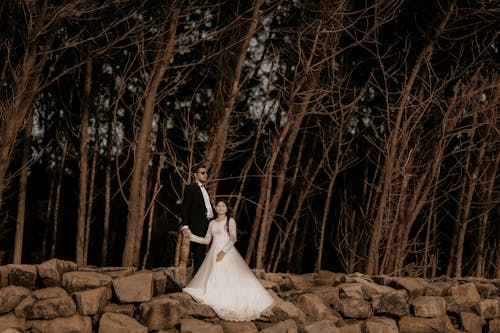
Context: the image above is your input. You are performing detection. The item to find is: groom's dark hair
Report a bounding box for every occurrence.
[191,164,207,174]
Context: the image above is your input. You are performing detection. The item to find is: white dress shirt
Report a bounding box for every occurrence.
[198,181,214,219]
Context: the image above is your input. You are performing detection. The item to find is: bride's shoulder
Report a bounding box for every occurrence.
[228,217,236,224]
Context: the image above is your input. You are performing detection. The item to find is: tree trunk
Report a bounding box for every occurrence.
[13,113,33,264]
[454,128,488,277]
[102,150,112,266]
[142,155,165,269]
[476,151,499,276]
[51,139,69,258]
[205,0,263,190]
[315,174,336,272]
[76,59,92,265]
[123,2,181,267]
[42,172,55,260]
[83,135,98,264]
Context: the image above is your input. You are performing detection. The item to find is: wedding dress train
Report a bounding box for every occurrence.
[183,218,275,321]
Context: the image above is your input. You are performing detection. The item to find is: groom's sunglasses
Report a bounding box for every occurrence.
[196,171,208,175]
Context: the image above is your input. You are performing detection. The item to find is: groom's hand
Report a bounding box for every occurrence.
[216,251,225,262]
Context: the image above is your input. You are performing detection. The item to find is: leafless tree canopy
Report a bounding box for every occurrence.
[0,0,498,277]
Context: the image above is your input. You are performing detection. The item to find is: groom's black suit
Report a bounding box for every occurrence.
[182,183,212,271]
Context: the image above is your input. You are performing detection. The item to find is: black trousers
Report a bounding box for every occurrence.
[191,242,207,273]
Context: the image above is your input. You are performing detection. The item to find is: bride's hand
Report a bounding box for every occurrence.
[216,251,225,262]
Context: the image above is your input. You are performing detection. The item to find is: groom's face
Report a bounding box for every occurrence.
[194,168,208,184]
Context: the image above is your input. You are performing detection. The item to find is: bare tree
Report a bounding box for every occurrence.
[204,0,263,191]
[123,1,182,267]
[0,1,60,208]
[366,4,454,275]
[13,113,33,264]
[76,59,92,265]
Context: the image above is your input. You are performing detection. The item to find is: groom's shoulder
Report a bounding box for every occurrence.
[186,183,198,191]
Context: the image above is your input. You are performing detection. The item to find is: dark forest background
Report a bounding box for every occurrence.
[0,0,498,278]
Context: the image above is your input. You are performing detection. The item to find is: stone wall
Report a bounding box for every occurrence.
[0,259,500,333]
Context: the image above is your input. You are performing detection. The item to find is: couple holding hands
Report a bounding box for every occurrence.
[180,164,275,322]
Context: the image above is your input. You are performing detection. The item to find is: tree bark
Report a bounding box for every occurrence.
[476,151,499,276]
[102,123,112,266]
[142,155,165,269]
[13,113,33,264]
[76,58,92,265]
[205,0,263,193]
[83,135,99,264]
[123,1,181,267]
[51,139,69,258]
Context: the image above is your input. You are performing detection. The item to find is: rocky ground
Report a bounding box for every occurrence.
[0,259,499,332]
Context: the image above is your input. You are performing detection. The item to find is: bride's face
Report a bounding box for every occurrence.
[216,201,228,216]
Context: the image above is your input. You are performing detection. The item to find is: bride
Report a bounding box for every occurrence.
[183,199,275,321]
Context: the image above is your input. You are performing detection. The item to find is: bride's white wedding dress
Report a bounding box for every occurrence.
[183,217,275,321]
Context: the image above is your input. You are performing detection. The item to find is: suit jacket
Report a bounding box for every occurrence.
[181,183,212,236]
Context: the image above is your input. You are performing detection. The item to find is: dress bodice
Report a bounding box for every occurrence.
[190,217,237,253]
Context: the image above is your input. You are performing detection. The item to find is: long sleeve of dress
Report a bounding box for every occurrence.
[190,222,213,245]
[222,218,237,253]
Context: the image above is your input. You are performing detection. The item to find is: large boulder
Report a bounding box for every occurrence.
[265,272,294,291]
[450,282,482,302]
[371,289,409,317]
[0,285,31,314]
[164,266,192,290]
[353,278,397,299]
[166,292,216,318]
[260,319,298,333]
[410,296,446,318]
[73,286,108,315]
[295,293,341,324]
[152,268,167,296]
[0,266,8,287]
[338,283,364,300]
[62,271,113,296]
[98,312,148,333]
[113,271,153,303]
[303,319,340,333]
[220,320,259,333]
[101,302,135,317]
[460,312,485,333]
[0,313,26,332]
[489,318,500,333]
[445,295,478,314]
[398,316,455,333]
[138,294,180,330]
[334,298,373,319]
[315,270,346,286]
[179,318,224,333]
[363,316,398,333]
[477,299,500,319]
[270,292,307,324]
[389,277,428,298]
[37,259,77,287]
[309,285,340,308]
[467,278,500,299]
[25,314,92,333]
[15,287,76,320]
[7,264,37,289]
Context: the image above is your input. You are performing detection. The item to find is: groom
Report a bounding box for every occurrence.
[181,164,214,272]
